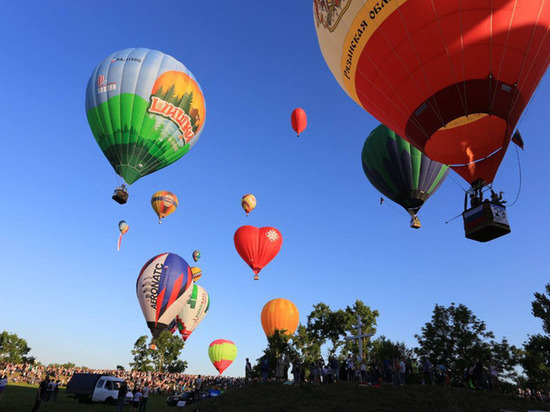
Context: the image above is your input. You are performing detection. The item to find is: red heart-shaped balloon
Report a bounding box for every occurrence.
[234,225,283,280]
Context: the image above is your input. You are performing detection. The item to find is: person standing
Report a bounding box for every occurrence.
[193,375,203,401]
[245,359,252,383]
[116,380,128,412]
[139,382,149,412]
[0,375,7,401]
[399,358,407,386]
[132,388,142,410]
[32,376,49,412]
[260,357,269,383]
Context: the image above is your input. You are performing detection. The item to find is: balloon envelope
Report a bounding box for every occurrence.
[208,339,237,375]
[151,191,179,223]
[86,48,206,185]
[241,194,257,215]
[191,267,202,282]
[314,1,550,183]
[192,250,201,262]
[361,124,449,215]
[261,298,299,339]
[136,252,194,339]
[175,283,210,341]
[234,226,283,280]
[291,108,307,136]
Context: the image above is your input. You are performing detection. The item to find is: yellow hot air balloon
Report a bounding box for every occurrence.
[261,298,299,339]
[191,267,202,282]
[151,191,179,223]
[241,194,256,216]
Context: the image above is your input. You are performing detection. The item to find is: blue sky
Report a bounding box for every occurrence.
[0,1,549,377]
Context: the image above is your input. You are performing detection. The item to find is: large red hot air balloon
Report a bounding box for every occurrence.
[314,1,550,185]
[291,108,307,137]
[234,226,283,280]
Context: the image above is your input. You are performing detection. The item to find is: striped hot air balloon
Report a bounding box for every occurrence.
[151,191,179,224]
[241,194,257,216]
[208,339,237,375]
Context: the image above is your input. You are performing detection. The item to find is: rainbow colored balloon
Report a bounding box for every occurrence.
[117,220,129,251]
[85,48,206,187]
[208,339,237,375]
[192,250,201,262]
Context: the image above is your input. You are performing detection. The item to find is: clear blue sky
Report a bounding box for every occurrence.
[0,1,548,377]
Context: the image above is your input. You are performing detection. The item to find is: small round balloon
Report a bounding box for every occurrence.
[117,220,129,251]
[241,194,257,216]
[191,267,202,282]
[291,108,307,137]
[208,339,237,375]
[151,191,179,223]
[192,250,201,262]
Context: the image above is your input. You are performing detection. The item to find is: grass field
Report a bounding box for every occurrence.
[1,382,550,412]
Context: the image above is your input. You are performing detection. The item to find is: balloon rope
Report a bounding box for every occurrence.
[445,212,463,225]
[507,145,522,208]
[381,198,410,218]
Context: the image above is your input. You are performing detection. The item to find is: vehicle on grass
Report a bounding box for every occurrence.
[65,373,133,404]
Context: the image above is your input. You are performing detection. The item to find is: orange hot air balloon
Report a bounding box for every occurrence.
[291,108,307,137]
[261,298,299,339]
[151,191,179,223]
[314,1,550,185]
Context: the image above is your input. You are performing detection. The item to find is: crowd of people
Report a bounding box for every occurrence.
[1,359,550,407]
[0,362,243,396]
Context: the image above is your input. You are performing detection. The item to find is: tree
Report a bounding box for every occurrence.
[521,283,550,389]
[129,336,155,372]
[340,300,379,358]
[415,303,518,382]
[116,365,125,371]
[291,324,321,367]
[150,331,186,373]
[0,331,31,363]
[255,330,292,379]
[369,336,413,362]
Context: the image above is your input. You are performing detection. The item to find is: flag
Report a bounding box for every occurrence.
[512,130,524,150]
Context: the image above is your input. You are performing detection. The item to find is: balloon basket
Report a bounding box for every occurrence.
[462,200,511,242]
[112,188,128,204]
[253,275,259,281]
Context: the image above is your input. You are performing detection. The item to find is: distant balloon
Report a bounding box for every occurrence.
[136,253,194,339]
[208,339,237,375]
[261,298,299,339]
[117,220,129,251]
[192,250,201,262]
[241,194,257,216]
[191,267,202,282]
[175,283,210,341]
[85,48,206,190]
[234,226,283,280]
[151,191,179,224]
[291,108,307,137]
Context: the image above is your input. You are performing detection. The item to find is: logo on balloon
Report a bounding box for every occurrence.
[96,75,117,94]
[147,71,206,149]
[313,0,351,32]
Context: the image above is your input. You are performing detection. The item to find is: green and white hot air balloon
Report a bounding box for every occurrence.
[85,48,206,203]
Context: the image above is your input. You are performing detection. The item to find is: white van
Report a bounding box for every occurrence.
[66,373,133,404]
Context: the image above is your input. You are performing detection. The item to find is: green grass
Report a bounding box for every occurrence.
[1,382,549,412]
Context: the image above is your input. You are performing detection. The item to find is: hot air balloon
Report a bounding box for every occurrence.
[291,108,307,137]
[261,298,299,339]
[234,226,283,280]
[151,191,178,223]
[85,48,206,204]
[361,124,449,228]
[174,283,210,341]
[191,267,202,282]
[192,250,201,262]
[136,252,194,339]
[117,220,129,251]
[314,1,550,186]
[208,339,237,375]
[241,194,257,216]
